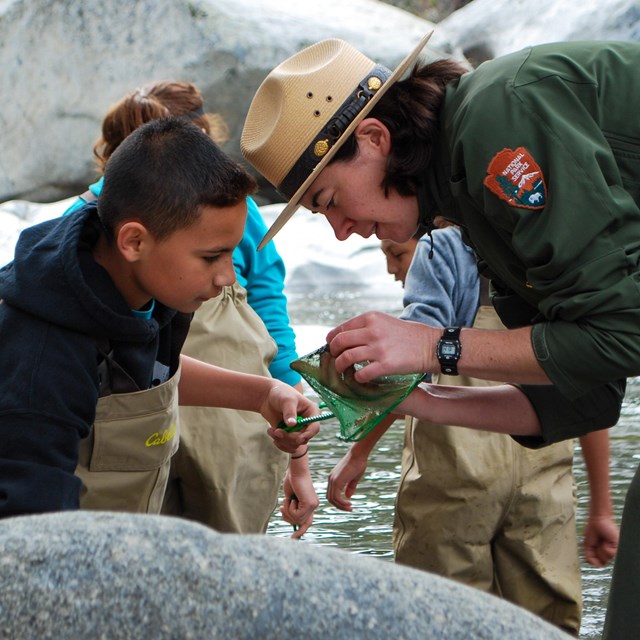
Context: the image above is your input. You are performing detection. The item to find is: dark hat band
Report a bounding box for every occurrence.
[278,64,391,199]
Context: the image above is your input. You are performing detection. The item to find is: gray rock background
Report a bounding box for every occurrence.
[430,0,640,66]
[0,0,439,203]
[0,511,572,640]
[1,0,638,204]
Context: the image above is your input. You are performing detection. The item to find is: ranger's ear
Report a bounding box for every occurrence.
[354,118,392,156]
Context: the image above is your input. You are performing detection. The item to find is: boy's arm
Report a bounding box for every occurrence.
[326,413,399,511]
[0,418,85,517]
[178,355,319,453]
[579,430,619,567]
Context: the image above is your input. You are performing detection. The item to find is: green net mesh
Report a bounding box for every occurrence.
[291,344,424,442]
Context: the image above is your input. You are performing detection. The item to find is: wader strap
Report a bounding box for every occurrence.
[81,189,98,204]
[96,337,139,396]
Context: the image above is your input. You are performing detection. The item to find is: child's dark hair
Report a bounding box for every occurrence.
[98,117,256,240]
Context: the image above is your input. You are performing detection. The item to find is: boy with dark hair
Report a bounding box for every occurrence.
[0,117,317,528]
[65,81,310,535]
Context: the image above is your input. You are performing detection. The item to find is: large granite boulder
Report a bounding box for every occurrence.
[430,0,640,65]
[0,0,438,203]
[0,511,571,639]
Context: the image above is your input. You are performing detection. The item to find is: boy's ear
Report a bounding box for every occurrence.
[116,221,151,263]
[354,118,392,156]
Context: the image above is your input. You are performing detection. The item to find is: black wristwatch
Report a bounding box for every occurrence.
[436,327,462,375]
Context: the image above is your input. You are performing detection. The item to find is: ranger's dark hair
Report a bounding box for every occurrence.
[333,59,468,196]
[98,116,256,240]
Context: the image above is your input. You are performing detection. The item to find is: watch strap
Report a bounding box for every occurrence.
[437,326,462,376]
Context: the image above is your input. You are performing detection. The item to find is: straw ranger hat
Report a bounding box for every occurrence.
[241,31,434,249]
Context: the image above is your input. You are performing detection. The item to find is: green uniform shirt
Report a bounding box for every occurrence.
[426,41,640,440]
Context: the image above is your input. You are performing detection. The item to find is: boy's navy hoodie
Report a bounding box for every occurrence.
[0,204,190,517]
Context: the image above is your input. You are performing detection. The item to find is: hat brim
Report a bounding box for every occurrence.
[258,30,434,250]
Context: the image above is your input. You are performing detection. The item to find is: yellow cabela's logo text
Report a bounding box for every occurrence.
[145,423,177,447]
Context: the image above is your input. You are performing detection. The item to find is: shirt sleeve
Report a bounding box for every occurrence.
[0,309,97,516]
[232,197,301,386]
[512,378,624,448]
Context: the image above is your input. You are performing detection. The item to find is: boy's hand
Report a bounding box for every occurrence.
[268,424,319,453]
[261,382,320,454]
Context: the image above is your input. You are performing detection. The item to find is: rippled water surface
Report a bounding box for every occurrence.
[268,289,640,640]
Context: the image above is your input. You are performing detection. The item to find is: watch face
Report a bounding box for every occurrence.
[440,342,457,356]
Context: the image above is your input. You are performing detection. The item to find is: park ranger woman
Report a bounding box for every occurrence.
[241,34,640,639]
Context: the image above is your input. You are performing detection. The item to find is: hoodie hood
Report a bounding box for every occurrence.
[0,204,175,343]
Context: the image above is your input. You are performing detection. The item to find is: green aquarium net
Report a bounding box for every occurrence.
[289,344,424,442]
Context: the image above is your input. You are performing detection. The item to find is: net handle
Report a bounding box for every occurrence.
[277,412,335,432]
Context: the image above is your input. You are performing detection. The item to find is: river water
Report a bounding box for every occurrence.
[265,227,639,639]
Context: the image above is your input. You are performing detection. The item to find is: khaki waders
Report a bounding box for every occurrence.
[162,282,288,533]
[393,306,582,635]
[76,367,180,514]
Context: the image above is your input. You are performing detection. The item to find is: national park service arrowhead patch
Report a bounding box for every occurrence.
[484,147,546,210]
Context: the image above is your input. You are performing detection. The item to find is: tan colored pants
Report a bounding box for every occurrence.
[393,307,582,634]
[162,282,289,533]
[76,368,180,514]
